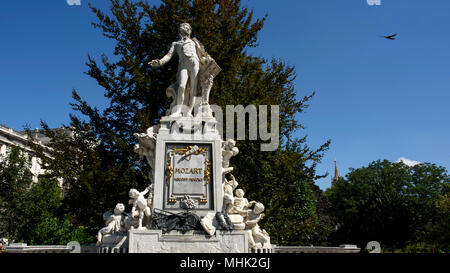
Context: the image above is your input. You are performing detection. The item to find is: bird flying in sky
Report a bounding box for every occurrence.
[382,33,398,40]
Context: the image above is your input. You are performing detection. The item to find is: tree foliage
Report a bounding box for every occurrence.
[326,160,450,250]
[0,146,32,240]
[0,146,93,245]
[34,0,330,245]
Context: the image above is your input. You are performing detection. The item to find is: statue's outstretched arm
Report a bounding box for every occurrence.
[149,42,175,67]
[141,187,149,196]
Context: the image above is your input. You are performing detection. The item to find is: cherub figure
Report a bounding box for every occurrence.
[245,202,271,249]
[222,139,239,175]
[97,203,126,245]
[128,185,153,229]
[223,174,239,214]
[133,126,158,170]
[230,188,256,216]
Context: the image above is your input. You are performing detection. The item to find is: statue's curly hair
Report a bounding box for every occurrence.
[179,22,192,36]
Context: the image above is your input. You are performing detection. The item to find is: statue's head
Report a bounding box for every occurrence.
[179,22,192,37]
[234,188,245,198]
[253,202,265,214]
[129,189,139,198]
[226,139,236,148]
[114,203,125,214]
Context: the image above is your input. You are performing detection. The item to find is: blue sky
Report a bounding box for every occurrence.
[1,0,449,189]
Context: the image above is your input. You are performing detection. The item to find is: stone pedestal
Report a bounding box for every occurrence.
[95,113,273,253]
[97,234,129,253]
[128,230,248,253]
[153,116,223,217]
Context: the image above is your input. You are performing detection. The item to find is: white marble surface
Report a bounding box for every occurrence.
[128,230,248,253]
[152,117,224,216]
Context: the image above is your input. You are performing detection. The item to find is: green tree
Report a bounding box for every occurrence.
[30,124,139,237]
[0,146,33,240]
[35,0,330,245]
[29,216,92,245]
[415,184,450,252]
[326,160,450,250]
[24,178,93,245]
[0,146,93,245]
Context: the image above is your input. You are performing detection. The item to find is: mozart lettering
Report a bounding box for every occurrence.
[164,143,214,210]
[175,168,204,175]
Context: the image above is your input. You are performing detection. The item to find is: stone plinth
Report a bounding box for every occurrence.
[97,234,129,253]
[274,245,360,253]
[128,230,248,253]
[153,116,224,217]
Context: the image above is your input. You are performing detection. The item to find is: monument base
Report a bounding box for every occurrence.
[128,230,248,253]
[97,234,129,253]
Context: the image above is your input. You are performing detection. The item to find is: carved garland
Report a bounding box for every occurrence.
[166,157,173,187]
[204,158,211,185]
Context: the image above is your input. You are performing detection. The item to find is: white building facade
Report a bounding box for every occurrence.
[0,124,49,183]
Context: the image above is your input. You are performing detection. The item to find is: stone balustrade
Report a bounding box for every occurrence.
[4,243,74,253]
[274,244,360,253]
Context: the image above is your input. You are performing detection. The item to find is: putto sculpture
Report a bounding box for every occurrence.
[223,174,239,214]
[230,188,255,215]
[128,185,153,230]
[222,139,239,175]
[149,22,220,117]
[97,203,126,245]
[133,125,158,172]
[245,202,271,249]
